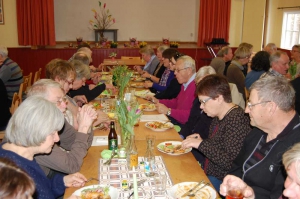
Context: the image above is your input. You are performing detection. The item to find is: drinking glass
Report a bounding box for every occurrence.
[146,135,156,148]
[154,173,167,194]
[226,184,244,199]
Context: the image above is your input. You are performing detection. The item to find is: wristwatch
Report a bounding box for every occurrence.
[167,108,171,116]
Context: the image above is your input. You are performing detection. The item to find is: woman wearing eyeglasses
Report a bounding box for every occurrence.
[181,75,251,191]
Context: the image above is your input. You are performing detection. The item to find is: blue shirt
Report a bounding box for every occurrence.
[183,73,196,91]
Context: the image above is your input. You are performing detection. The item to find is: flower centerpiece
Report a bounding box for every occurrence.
[170,41,180,48]
[139,41,147,48]
[162,38,169,44]
[289,61,298,80]
[110,42,118,48]
[129,37,137,46]
[109,52,117,61]
[89,1,116,43]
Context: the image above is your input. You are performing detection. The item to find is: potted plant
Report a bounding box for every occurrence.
[170,41,180,48]
[109,52,117,61]
[110,42,118,48]
[139,41,147,48]
[129,38,137,46]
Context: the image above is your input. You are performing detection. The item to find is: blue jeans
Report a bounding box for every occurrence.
[207,175,222,193]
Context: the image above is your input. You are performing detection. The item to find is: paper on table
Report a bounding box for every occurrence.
[140,114,169,122]
[92,135,121,146]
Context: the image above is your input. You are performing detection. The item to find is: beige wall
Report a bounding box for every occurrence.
[229,0,244,47]
[0,0,18,47]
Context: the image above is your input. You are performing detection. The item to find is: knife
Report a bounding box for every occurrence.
[181,180,204,197]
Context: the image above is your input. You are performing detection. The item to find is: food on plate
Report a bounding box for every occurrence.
[80,186,111,199]
[158,143,186,154]
[131,77,145,82]
[146,121,172,129]
[131,83,144,88]
[93,102,102,110]
[175,183,212,199]
[139,103,156,110]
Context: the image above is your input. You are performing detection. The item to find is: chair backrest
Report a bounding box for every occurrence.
[0,130,4,140]
[10,92,21,114]
[18,80,29,103]
[23,72,33,87]
[121,56,141,60]
[33,68,42,84]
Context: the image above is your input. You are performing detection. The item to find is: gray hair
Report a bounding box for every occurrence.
[283,143,300,181]
[70,60,91,79]
[177,55,196,73]
[71,52,91,65]
[139,45,155,56]
[195,66,216,82]
[217,46,231,57]
[250,76,295,112]
[233,46,251,60]
[265,43,277,51]
[270,51,288,66]
[27,79,63,99]
[157,45,168,53]
[5,96,64,147]
[0,46,8,57]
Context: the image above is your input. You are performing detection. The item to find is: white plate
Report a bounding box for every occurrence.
[157,141,192,155]
[167,182,216,199]
[73,184,119,199]
[145,121,174,132]
[131,77,145,82]
[140,103,156,111]
[131,83,144,88]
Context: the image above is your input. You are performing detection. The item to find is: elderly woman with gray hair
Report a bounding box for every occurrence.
[0,96,87,199]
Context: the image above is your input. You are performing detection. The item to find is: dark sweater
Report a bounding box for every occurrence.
[0,79,11,130]
[291,77,300,115]
[154,77,181,100]
[68,84,106,102]
[230,113,300,199]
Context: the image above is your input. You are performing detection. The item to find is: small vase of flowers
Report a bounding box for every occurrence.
[139,41,147,48]
[110,42,118,48]
[109,52,117,61]
[170,41,180,48]
[129,38,137,46]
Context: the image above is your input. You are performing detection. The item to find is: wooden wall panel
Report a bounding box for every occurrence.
[7,47,217,77]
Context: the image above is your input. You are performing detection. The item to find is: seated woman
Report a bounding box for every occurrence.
[141,45,168,83]
[144,48,178,93]
[181,75,251,191]
[0,96,87,198]
[134,45,160,75]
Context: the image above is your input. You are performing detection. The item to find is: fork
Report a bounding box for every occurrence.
[86,177,99,183]
[104,150,116,165]
[188,182,210,197]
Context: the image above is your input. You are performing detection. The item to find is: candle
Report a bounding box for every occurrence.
[132,166,138,199]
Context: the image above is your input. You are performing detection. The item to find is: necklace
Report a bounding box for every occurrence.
[220,104,238,120]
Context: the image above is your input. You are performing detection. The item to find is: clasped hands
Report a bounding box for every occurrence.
[181,133,203,149]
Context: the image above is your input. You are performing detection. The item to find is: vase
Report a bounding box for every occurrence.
[126,134,138,170]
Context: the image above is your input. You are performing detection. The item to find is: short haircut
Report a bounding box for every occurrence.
[177,55,196,73]
[139,45,155,56]
[77,47,92,56]
[266,43,277,51]
[27,79,63,99]
[283,143,300,181]
[47,60,76,81]
[234,46,251,60]
[71,52,91,65]
[0,46,8,57]
[197,74,232,103]
[70,60,91,79]
[251,51,270,71]
[162,48,178,60]
[0,157,35,198]
[292,44,300,52]
[45,58,63,78]
[157,45,168,53]
[217,46,231,57]
[269,51,288,66]
[239,42,253,50]
[77,43,91,49]
[5,96,64,147]
[195,66,216,82]
[250,76,295,112]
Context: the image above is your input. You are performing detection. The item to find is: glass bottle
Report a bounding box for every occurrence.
[144,139,155,177]
[126,134,138,170]
[108,121,118,151]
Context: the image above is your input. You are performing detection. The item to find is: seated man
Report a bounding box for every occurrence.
[27,79,97,175]
[134,45,159,75]
[227,76,300,199]
[210,46,233,75]
[260,51,290,78]
[155,55,196,127]
[0,46,23,104]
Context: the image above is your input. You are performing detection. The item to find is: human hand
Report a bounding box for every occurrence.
[89,65,97,72]
[220,175,254,199]
[155,103,169,115]
[181,137,202,149]
[93,110,110,127]
[63,172,87,187]
[98,63,104,71]
[141,71,150,78]
[186,133,201,139]
[73,95,88,105]
[144,81,153,88]
[77,104,98,133]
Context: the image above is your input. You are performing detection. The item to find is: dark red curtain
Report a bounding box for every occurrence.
[197,0,231,47]
[16,0,56,46]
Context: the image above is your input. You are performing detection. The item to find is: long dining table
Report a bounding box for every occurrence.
[63,94,217,198]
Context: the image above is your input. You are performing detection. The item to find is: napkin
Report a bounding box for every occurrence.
[140,114,169,122]
[92,135,121,146]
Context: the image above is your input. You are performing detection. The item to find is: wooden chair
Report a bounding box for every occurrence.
[33,68,42,84]
[0,130,4,140]
[121,56,141,60]
[10,92,21,114]
[23,72,33,87]
[18,81,29,103]
[244,87,249,100]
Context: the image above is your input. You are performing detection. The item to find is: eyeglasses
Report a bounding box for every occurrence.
[65,79,73,85]
[247,101,270,110]
[56,96,68,106]
[175,67,191,73]
[199,97,212,105]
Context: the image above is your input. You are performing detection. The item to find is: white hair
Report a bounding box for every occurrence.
[27,79,63,99]
[195,66,216,82]
[177,55,196,73]
[0,46,8,57]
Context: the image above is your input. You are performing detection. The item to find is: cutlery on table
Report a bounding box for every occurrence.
[86,177,99,183]
[188,182,210,197]
[104,150,116,165]
[181,180,204,197]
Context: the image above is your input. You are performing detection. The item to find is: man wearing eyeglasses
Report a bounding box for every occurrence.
[155,55,196,127]
[27,79,97,177]
[224,76,300,199]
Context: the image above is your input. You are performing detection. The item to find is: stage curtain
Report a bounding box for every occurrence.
[197,0,231,47]
[16,0,56,46]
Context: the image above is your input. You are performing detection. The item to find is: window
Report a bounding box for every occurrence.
[281,11,300,49]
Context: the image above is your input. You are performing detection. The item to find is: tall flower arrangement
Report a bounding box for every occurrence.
[89,1,116,41]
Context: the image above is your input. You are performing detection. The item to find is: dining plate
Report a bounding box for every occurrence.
[73,184,119,199]
[145,121,174,132]
[167,182,216,199]
[139,103,156,111]
[131,83,144,88]
[157,141,192,155]
[131,77,146,82]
